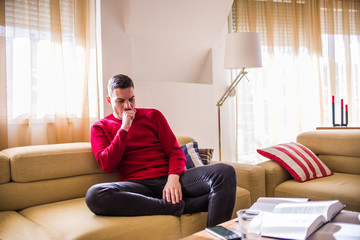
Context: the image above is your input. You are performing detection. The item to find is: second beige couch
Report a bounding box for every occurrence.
[258,129,360,212]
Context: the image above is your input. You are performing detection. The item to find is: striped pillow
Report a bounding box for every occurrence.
[180,142,204,169]
[257,142,333,182]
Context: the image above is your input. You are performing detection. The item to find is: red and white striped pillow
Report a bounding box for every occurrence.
[257,142,333,182]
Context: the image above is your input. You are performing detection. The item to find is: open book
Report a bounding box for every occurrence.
[307,210,360,240]
[249,197,346,240]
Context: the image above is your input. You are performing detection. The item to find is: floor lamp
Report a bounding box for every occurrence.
[216,32,262,161]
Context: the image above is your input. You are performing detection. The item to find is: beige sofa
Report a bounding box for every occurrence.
[0,136,265,240]
[258,130,360,212]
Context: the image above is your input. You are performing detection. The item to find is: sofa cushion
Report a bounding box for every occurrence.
[19,188,251,240]
[0,152,10,184]
[180,212,208,237]
[2,143,102,183]
[274,173,360,212]
[297,130,360,174]
[318,155,360,175]
[0,211,53,240]
[257,142,333,182]
[232,187,252,217]
[296,130,360,157]
[20,198,182,240]
[181,142,204,169]
[0,173,119,211]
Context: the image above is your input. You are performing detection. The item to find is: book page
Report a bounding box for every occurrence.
[308,222,360,240]
[250,197,310,212]
[250,202,278,212]
[256,197,310,204]
[332,210,360,224]
[261,212,324,240]
[255,197,310,204]
[273,200,344,221]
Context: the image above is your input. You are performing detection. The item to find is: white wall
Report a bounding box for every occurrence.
[100,0,237,162]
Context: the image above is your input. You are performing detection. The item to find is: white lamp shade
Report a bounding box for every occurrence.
[224,32,262,69]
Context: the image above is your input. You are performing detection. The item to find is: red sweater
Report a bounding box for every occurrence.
[90,108,186,181]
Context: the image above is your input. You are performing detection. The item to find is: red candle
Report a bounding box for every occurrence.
[332,96,336,126]
[341,99,344,106]
[345,104,348,126]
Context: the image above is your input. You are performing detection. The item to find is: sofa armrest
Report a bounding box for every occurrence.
[212,161,265,204]
[257,160,292,197]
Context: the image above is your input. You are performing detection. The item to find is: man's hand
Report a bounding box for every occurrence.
[163,174,182,204]
[121,109,136,131]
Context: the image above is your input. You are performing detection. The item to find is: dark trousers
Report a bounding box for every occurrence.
[85,163,237,227]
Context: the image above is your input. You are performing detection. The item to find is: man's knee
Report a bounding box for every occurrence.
[215,163,236,175]
[214,163,236,178]
[213,163,237,186]
[85,183,109,215]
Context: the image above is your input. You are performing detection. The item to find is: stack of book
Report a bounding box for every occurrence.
[249,197,360,240]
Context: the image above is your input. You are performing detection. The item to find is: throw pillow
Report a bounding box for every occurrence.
[257,142,333,182]
[198,148,214,165]
[180,142,204,169]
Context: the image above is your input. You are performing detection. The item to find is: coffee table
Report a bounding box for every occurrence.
[181,218,274,240]
[181,210,360,239]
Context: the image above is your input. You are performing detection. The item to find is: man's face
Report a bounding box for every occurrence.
[107,87,136,120]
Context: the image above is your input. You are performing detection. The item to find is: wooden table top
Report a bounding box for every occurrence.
[181,218,274,240]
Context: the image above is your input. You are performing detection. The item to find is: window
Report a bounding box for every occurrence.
[232,0,360,163]
[1,0,99,149]
[5,0,94,120]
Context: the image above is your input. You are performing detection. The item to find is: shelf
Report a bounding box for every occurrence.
[316,127,360,130]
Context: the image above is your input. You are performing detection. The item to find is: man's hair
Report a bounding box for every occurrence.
[108,74,134,96]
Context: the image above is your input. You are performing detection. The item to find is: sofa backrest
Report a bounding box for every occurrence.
[0,143,119,211]
[176,136,196,146]
[296,130,360,175]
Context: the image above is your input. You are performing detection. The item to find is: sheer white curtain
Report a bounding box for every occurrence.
[0,0,101,150]
[232,0,360,163]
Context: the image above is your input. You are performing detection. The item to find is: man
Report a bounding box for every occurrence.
[85,74,237,227]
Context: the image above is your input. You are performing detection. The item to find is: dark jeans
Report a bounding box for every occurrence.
[85,163,237,227]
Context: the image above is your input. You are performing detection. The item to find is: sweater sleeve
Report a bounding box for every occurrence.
[152,110,186,175]
[90,123,128,173]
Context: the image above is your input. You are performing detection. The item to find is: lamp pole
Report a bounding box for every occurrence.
[216,68,247,162]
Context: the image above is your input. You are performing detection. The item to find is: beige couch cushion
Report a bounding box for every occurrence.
[297,130,360,175]
[180,212,208,237]
[0,211,52,240]
[0,152,10,184]
[297,130,360,157]
[274,172,360,211]
[0,173,119,211]
[318,155,360,175]
[16,184,250,240]
[20,198,182,240]
[18,187,251,240]
[1,143,101,182]
[223,161,266,204]
[232,187,251,218]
